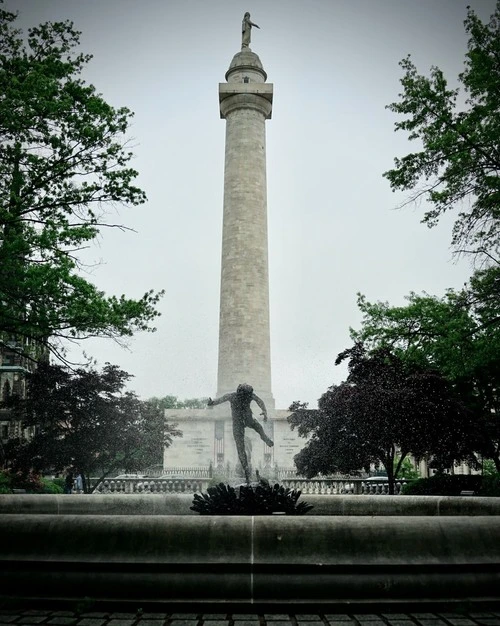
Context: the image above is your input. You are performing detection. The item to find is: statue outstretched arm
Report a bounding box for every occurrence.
[252,393,268,420]
[207,393,233,407]
[249,20,260,29]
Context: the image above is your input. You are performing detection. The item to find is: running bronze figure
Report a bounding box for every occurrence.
[208,383,273,483]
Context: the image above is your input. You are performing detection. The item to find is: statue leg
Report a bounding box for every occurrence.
[233,421,251,483]
[247,417,274,447]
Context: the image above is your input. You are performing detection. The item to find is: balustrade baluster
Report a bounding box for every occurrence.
[86,474,409,496]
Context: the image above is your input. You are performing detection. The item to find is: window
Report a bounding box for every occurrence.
[2,380,10,401]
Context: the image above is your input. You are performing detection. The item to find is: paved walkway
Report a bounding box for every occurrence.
[0,608,500,626]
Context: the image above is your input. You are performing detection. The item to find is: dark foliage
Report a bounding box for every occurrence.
[289,344,478,494]
[401,474,483,496]
[480,473,500,497]
[353,272,500,471]
[4,362,181,491]
[0,469,62,494]
[190,481,314,515]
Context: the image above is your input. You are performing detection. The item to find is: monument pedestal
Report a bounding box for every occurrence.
[163,408,304,480]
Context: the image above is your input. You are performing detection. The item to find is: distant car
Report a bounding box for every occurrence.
[365,476,388,481]
[114,474,145,479]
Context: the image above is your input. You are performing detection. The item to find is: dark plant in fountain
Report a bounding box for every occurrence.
[190,480,313,515]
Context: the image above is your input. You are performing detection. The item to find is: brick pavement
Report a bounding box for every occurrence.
[0,608,500,626]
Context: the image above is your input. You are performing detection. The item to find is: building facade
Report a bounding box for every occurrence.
[0,339,35,455]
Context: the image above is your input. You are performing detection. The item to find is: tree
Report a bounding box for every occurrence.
[288,345,477,494]
[0,9,163,360]
[148,395,209,410]
[5,362,181,492]
[394,455,420,480]
[385,3,500,262]
[352,275,500,470]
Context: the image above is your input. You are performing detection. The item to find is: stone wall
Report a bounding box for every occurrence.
[2,493,500,516]
[1,508,500,606]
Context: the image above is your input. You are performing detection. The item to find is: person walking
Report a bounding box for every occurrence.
[64,469,74,494]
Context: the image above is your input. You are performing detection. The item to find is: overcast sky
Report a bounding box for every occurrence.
[6,0,497,409]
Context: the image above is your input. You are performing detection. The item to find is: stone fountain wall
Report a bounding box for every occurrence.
[1,495,500,607]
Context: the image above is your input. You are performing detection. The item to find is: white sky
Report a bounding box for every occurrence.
[6,0,497,409]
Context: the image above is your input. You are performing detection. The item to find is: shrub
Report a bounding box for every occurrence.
[40,478,64,494]
[478,473,500,497]
[0,471,12,494]
[191,481,314,515]
[52,477,65,491]
[0,470,49,493]
[482,460,498,476]
[401,474,482,496]
[13,471,45,493]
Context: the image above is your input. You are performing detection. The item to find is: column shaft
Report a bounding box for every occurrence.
[217,94,273,406]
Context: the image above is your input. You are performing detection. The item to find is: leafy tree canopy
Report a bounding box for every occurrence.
[4,362,181,491]
[352,270,500,469]
[352,271,500,379]
[385,2,500,262]
[288,344,477,494]
[0,9,163,360]
[148,395,209,410]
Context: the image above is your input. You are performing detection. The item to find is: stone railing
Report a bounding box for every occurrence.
[91,477,210,494]
[280,477,410,495]
[119,466,213,479]
[159,466,212,478]
[90,476,409,495]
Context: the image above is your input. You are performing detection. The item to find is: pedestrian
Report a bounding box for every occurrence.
[64,469,74,494]
[74,472,83,494]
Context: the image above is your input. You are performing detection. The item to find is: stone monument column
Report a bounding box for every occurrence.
[163,35,306,479]
[217,48,275,409]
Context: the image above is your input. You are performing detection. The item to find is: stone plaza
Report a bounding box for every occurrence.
[1,608,500,626]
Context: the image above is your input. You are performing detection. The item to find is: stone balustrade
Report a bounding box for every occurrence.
[89,476,408,495]
[280,478,410,495]
[91,477,210,494]
[160,466,213,478]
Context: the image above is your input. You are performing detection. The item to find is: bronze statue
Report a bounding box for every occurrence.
[242,12,260,49]
[208,383,273,483]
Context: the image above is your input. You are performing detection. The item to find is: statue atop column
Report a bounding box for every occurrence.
[208,383,273,483]
[241,12,260,49]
